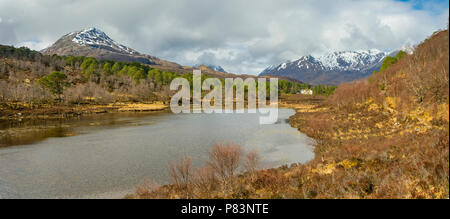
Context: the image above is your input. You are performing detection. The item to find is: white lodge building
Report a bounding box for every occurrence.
[300,89,313,95]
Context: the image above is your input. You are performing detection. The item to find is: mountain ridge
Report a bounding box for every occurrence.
[193,64,227,73]
[259,49,389,85]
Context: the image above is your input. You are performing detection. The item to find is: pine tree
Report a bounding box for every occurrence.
[118,66,128,77]
[102,63,112,76]
[111,62,121,75]
[37,71,69,101]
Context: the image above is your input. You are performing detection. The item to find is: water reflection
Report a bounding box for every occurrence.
[0,112,167,147]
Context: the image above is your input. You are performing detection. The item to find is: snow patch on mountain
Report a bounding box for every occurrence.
[71,28,137,55]
[316,49,387,71]
[278,63,287,71]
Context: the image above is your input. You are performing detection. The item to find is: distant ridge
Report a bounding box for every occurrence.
[259,49,388,85]
[193,64,227,73]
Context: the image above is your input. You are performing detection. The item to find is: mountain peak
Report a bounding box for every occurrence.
[66,27,137,55]
[42,28,160,65]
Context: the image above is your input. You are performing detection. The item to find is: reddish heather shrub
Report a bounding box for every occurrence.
[327,80,375,112]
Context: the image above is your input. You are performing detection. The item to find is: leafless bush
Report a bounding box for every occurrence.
[135,180,159,197]
[207,143,243,187]
[169,156,193,186]
[0,81,51,107]
[328,80,371,112]
[64,82,112,104]
[243,149,260,176]
[0,80,9,102]
[168,156,193,198]
[192,165,218,197]
[129,80,155,102]
[159,86,172,104]
[64,84,84,104]
[406,30,449,105]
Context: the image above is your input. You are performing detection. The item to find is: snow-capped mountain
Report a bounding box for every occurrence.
[259,49,388,85]
[42,27,184,69]
[70,28,137,55]
[193,64,227,73]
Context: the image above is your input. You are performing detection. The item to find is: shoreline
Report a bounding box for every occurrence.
[1,99,295,122]
[0,102,170,121]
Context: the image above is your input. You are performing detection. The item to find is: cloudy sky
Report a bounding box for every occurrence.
[0,0,448,75]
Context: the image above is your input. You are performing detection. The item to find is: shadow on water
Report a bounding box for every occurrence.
[0,111,168,148]
[0,126,71,147]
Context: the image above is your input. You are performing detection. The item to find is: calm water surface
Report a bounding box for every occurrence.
[0,109,314,199]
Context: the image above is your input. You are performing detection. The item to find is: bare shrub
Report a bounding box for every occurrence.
[159,86,172,104]
[135,180,159,198]
[168,156,193,198]
[129,80,155,102]
[0,80,8,102]
[207,143,243,187]
[64,82,112,104]
[20,82,51,107]
[328,80,371,112]
[192,165,218,197]
[243,149,260,176]
[406,30,449,105]
[169,156,192,186]
[64,84,85,104]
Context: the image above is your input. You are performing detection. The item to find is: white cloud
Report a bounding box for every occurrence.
[16,40,53,51]
[0,0,447,75]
